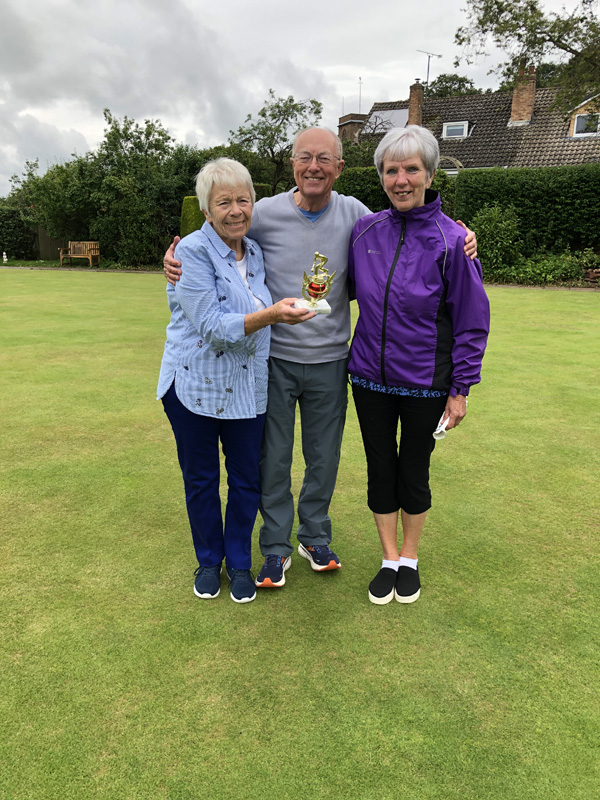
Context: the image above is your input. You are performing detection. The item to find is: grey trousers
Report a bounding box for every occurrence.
[259,357,348,556]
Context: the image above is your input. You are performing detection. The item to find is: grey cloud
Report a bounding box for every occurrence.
[1,0,524,197]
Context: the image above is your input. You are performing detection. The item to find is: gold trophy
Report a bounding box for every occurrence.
[295,252,336,315]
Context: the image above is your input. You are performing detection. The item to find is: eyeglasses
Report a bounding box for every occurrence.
[292,152,340,166]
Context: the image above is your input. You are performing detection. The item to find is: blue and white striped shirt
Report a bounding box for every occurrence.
[157,222,273,419]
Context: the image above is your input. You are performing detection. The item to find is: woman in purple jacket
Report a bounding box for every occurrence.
[348,125,490,606]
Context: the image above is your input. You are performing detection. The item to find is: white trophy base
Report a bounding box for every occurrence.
[295,298,331,315]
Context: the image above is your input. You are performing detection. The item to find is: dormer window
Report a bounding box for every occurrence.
[574,113,599,136]
[442,121,469,139]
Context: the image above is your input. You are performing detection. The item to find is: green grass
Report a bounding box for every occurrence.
[1,271,598,800]
[4,258,162,271]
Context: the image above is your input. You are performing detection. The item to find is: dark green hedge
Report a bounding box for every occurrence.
[454,164,600,256]
[0,208,36,259]
[180,184,272,238]
[334,167,388,212]
[180,197,206,238]
[334,167,456,217]
[254,183,272,201]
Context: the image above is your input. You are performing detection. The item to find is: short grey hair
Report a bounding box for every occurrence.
[374,125,439,180]
[292,127,343,159]
[195,158,255,213]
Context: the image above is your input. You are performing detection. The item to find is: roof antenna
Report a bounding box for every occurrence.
[417,50,442,92]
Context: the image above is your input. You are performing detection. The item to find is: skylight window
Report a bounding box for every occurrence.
[442,121,469,139]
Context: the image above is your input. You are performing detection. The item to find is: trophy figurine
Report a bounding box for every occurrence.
[295,252,336,315]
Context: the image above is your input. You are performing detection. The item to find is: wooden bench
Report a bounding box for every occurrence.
[59,241,100,268]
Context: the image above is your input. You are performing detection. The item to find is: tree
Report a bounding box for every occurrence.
[455,0,600,110]
[426,73,483,97]
[8,110,198,265]
[89,109,179,264]
[229,90,323,193]
[9,156,101,242]
[341,114,393,169]
[497,60,566,90]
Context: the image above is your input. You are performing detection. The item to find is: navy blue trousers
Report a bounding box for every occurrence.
[162,383,265,569]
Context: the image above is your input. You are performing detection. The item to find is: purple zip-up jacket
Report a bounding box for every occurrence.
[348,190,490,396]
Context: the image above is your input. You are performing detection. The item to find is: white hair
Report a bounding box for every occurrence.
[195,158,255,213]
[374,125,439,179]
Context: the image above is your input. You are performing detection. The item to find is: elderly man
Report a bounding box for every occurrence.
[164,127,476,590]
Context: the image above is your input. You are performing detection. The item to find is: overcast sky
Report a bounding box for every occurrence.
[0,0,569,197]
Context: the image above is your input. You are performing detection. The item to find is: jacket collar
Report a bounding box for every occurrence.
[388,189,441,226]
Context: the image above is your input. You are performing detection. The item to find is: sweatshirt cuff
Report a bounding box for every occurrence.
[450,385,470,397]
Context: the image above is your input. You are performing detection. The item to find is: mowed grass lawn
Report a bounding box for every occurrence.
[1,270,598,800]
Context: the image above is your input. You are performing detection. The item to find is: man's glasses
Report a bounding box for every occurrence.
[292,152,340,166]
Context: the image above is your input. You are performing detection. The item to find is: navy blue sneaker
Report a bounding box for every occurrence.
[395,566,421,604]
[255,555,291,588]
[298,543,341,572]
[226,567,257,604]
[193,565,221,599]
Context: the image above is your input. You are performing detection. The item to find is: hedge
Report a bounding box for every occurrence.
[454,163,600,256]
[180,184,273,238]
[180,197,206,238]
[334,167,456,217]
[0,208,36,259]
[334,167,388,212]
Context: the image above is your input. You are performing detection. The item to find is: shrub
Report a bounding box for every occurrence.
[0,208,36,259]
[455,164,600,256]
[487,248,594,286]
[334,167,388,212]
[179,184,271,239]
[335,167,456,216]
[180,197,206,237]
[471,203,522,280]
[431,170,456,219]
[254,184,272,201]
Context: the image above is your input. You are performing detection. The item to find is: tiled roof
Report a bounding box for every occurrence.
[369,88,600,168]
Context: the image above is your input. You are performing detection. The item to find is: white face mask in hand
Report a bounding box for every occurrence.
[433,414,450,440]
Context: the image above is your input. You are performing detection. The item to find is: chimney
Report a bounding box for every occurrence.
[408,80,424,126]
[508,64,536,127]
[338,113,368,142]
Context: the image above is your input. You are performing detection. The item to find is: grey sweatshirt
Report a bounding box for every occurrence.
[249,188,370,364]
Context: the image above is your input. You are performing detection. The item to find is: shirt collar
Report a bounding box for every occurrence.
[200,220,255,258]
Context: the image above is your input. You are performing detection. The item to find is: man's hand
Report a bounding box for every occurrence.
[164,236,182,285]
[456,220,477,261]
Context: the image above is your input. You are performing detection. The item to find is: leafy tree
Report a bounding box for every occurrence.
[8,110,193,265]
[341,114,392,169]
[9,156,101,242]
[498,60,567,89]
[427,73,483,97]
[0,207,36,258]
[229,90,323,193]
[455,0,600,110]
[530,60,567,86]
[89,110,182,265]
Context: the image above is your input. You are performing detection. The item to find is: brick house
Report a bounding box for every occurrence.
[339,67,600,173]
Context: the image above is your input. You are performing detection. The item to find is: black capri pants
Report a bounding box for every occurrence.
[352,384,448,516]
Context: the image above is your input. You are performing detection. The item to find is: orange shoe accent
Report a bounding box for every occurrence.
[256,577,283,588]
[306,547,341,570]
